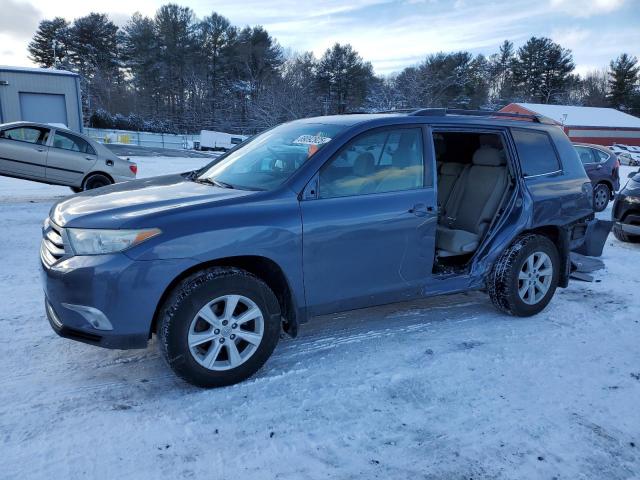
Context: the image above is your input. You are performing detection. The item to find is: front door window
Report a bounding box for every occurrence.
[318,127,425,198]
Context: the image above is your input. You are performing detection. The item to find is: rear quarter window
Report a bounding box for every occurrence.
[512,129,561,177]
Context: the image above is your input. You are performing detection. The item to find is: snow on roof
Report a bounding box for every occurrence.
[0,65,78,77]
[514,103,640,129]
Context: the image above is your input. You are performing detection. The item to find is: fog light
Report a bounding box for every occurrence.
[62,303,114,331]
[46,301,63,328]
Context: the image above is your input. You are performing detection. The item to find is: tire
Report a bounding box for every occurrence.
[158,267,281,388]
[69,186,82,193]
[487,234,560,317]
[613,223,640,243]
[83,173,113,191]
[593,183,610,212]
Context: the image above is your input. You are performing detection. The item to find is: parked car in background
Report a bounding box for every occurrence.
[198,130,247,152]
[612,169,640,243]
[610,144,640,166]
[617,152,639,166]
[0,121,137,192]
[573,143,620,212]
[42,109,608,388]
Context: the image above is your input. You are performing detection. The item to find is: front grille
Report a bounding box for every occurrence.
[41,219,66,267]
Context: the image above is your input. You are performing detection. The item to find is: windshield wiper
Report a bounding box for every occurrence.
[195,177,235,189]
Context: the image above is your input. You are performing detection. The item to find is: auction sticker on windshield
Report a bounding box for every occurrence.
[292,134,332,145]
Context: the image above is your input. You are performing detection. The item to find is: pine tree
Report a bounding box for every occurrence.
[231,26,283,92]
[488,40,515,106]
[68,13,120,79]
[608,54,639,111]
[154,4,197,123]
[316,43,375,114]
[197,13,237,126]
[27,17,70,68]
[121,13,161,115]
[512,37,575,104]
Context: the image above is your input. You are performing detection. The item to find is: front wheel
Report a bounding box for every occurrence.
[593,183,610,212]
[158,267,281,388]
[488,234,560,317]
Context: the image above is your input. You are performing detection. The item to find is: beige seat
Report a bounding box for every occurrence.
[436,146,508,256]
[331,152,376,196]
[375,134,422,193]
[437,162,465,209]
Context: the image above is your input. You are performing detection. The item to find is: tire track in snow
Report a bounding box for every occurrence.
[1,297,486,406]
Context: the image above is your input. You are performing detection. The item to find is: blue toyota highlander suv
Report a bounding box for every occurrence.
[42,109,607,387]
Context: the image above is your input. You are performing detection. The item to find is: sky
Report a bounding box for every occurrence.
[1,0,639,76]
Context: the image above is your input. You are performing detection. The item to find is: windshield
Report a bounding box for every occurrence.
[198,122,347,190]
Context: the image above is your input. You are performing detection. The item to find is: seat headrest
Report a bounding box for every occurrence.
[479,134,502,149]
[473,146,505,166]
[353,152,375,176]
[440,162,464,175]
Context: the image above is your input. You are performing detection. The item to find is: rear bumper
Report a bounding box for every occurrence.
[571,218,613,257]
[42,252,197,350]
[113,173,136,184]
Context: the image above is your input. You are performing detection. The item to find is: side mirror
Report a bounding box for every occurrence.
[629,171,637,179]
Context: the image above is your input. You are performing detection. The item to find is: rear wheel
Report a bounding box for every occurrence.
[158,267,281,388]
[488,234,560,316]
[593,183,610,212]
[83,173,113,191]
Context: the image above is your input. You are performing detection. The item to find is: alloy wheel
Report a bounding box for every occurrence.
[188,295,264,371]
[517,251,553,305]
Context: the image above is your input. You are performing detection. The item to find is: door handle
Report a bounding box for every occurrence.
[408,203,433,217]
[85,156,94,161]
[36,147,45,152]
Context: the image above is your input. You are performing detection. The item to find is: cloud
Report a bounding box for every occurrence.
[2,0,638,75]
[549,0,625,17]
[0,0,42,38]
[550,27,591,49]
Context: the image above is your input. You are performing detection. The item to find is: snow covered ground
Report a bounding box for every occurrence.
[1,161,639,479]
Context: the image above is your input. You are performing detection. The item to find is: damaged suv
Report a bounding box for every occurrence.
[41,109,607,387]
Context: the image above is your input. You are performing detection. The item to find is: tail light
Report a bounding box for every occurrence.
[129,163,138,175]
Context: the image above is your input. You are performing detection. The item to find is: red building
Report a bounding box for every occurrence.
[500,103,640,146]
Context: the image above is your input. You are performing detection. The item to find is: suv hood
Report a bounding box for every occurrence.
[50,174,254,228]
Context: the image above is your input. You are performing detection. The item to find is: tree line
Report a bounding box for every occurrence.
[28,4,640,134]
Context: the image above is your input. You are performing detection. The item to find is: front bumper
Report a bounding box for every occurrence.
[616,221,640,235]
[42,252,197,350]
[612,192,640,221]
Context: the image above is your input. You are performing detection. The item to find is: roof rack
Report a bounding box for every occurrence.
[374,108,556,125]
[373,108,425,114]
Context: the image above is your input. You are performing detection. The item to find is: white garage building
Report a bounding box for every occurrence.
[0,66,83,132]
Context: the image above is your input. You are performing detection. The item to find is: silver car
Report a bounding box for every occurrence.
[0,121,136,192]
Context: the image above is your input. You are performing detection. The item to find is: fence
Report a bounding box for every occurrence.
[84,128,199,150]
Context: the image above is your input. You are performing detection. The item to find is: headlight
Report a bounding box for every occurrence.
[66,228,161,255]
